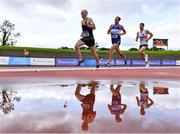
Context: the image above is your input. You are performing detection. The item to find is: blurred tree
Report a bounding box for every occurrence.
[151,46,166,51]
[129,48,138,51]
[0,20,20,46]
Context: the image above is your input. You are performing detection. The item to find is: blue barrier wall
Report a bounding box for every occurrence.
[149,60,161,66]
[8,57,30,65]
[131,60,162,66]
[161,60,176,66]
[131,60,145,66]
[55,58,78,66]
[0,56,178,66]
[115,60,131,66]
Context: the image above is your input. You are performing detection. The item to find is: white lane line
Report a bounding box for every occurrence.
[0,66,180,73]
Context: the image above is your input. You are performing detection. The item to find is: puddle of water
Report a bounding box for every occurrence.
[0,78,180,133]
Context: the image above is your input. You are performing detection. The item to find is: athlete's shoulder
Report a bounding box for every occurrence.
[119,24,123,27]
[81,19,84,24]
[144,29,149,33]
[87,17,94,24]
[87,17,93,22]
[119,24,124,29]
[110,24,115,29]
[145,29,152,34]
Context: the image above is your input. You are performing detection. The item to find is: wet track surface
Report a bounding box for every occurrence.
[0,77,180,133]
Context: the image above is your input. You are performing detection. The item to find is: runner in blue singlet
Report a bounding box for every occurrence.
[106,16,127,67]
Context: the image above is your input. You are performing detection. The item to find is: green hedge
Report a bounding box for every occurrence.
[0,46,180,55]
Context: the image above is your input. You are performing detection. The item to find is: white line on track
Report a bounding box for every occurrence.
[0,66,180,73]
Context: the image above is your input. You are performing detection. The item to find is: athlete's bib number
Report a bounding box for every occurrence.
[112,34,118,38]
[81,31,89,37]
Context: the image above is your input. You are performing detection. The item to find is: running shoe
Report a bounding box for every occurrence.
[124,58,128,65]
[96,64,100,68]
[145,54,148,63]
[77,59,84,67]
[105,63,110,67]
[145,62,150,68]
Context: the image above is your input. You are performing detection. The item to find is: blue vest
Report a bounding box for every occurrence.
[111,24,122,44]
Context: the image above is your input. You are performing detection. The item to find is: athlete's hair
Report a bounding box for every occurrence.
[81,9,88,14]
[140,23,145,26]
[116,16,121,21]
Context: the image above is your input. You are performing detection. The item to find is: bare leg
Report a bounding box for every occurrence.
[115,46,127,60]
[108,45,116,64]
[90,46,100,65]
[90,81,98,94]
[75,40,85,61]
[110,84,115,91]
[110,84,121,96]
[75,84,85,101]
[138,46,147,61]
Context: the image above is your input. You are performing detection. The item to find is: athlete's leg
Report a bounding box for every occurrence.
[90,81,98,94]
[75,84,85,101]
[115,45,127,60]
[116,84,121,92]
[108,45,116,64]
[114,84,121,95]
[90,46,100,66]
[75,40,85,61]
[138,46,147,61]
[110,84,116,94]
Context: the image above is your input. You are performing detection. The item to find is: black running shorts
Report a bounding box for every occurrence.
[81,37,95,47]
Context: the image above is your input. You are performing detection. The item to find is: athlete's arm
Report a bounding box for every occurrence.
[147,98,154,108]
[108,104,113,114]
[146,30,153,41]
[121,104,127,113]
[136,96,140,106]
[86,18,96,30]
[120,25,126,35]
[135,32,139,42]
[107,25,112,34]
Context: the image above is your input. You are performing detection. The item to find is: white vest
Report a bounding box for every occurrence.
[138,30,148,45]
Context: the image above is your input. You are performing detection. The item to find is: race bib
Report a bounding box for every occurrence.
[81,31,89,37]
[111,29,120,34]
[111,34,118,38]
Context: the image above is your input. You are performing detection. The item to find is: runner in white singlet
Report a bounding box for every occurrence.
[135,23,153,67]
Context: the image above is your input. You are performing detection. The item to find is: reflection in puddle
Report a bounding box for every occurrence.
[0,89,21,114]
[136,82,154,115]
[75,81,98,131]
[0,78,180,133]
[108,84,127,123]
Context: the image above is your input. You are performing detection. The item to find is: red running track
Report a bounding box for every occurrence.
[0,67,180,79]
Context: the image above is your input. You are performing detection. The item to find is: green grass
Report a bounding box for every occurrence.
[0,46,180,55]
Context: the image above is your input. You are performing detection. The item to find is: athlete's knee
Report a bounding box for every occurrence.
[115,47,121,52]
[114,44,119,48]
[138,50,143,54]
[110,46,115,51]
[91,49,98,56]
[75,40,83,49]
[75,44,80,50]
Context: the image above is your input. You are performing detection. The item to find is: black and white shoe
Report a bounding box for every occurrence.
[77,59,84,67]
[145,54,148,63]
[124,58,128,65]
[96,64,100,68]
[105,63,110,67]
[145,62,150,68]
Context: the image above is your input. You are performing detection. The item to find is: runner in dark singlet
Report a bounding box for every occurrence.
[75,81,98,131]
[75,9,100,68]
